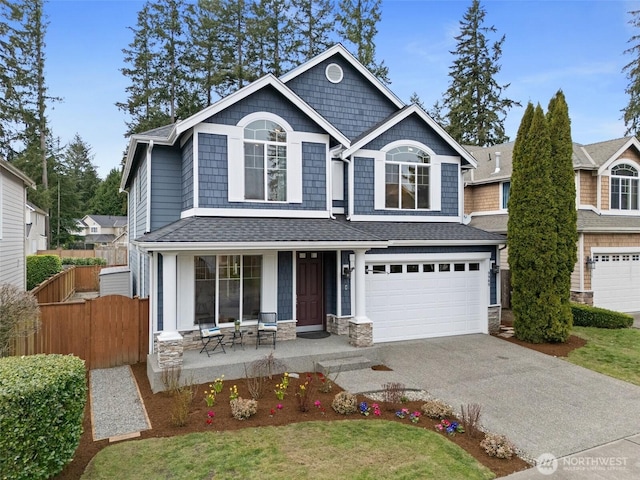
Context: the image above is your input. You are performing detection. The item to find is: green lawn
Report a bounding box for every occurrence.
[568,326,640,386]
[81,420,494,480]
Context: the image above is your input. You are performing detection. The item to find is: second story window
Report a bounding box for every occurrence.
[501,182,511,210]
[385,146,430,209]
[90,226,98,233]
[244,120,287,201]
[610,164,639,210]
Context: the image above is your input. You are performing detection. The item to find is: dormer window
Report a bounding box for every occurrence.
[244,120,287,201]
[610,163,639,210]
[385,146,431,209]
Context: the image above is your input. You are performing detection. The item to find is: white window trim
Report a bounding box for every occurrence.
[500,181,511,211]
[608,159,640,212]
[371,141,443,212]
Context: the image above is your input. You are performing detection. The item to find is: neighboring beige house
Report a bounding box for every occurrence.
[25,201,47,255]
[75,214,128,247]
[465,136,640,313]
[0,159,35,290]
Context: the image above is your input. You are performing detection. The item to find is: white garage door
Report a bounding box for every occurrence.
[365,255,489,343]
[592,252,640,312]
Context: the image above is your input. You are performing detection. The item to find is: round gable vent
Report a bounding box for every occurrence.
[325,63,344,83]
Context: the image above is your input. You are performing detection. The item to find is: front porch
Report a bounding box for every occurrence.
[147,332,382,393]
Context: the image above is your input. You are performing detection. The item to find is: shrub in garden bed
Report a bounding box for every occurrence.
[0,354,86,480]
[27,254,62,290]
[230,397,258,420]
[571,303,633,329]
[421,399,454,419]
[332,391,358,414]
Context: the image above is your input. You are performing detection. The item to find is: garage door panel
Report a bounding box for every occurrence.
[592,253,640,312]
[366,259,487,342]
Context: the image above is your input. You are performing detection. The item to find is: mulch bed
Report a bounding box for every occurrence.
[54,314,587,480]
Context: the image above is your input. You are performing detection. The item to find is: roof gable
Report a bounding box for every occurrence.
[595,136,640,173]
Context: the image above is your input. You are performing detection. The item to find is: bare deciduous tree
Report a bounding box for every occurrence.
[0,284,41,357]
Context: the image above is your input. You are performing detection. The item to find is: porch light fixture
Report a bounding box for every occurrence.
[491,264,500,274]
[342,264,354,277]
[586,256,596,271]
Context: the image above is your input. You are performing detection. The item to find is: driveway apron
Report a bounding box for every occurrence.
[370,334,640,461]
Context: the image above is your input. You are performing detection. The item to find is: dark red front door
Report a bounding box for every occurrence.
[296,252,324,331]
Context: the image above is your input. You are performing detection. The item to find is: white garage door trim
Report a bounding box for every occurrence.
[592,249,640,313]
[365,252,490,343]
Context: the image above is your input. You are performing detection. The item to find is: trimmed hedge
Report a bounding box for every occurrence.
[571,303,634,329]
[0,354,86,480]
[26,255,62,290]
[62,257,107,266]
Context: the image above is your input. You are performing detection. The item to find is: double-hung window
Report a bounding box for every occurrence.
[610,164,639,210]
[385,146,431,209]
[501,182,511,210]
[244,120,287,201]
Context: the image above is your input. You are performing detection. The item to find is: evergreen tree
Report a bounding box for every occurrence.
[62,134,101,213]
[409,92,425,110]
[336,0,390,83]
[546,90,576,342]
[89,168,127,216]
[117,2,172,135]
[622,9,640,135]
[508,104,560,343]
[250,0,297,77]
[441,0,518,146]
[292,0,335,61]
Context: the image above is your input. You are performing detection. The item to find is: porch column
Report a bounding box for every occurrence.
[353,249,368,322]
[162,252,178,331]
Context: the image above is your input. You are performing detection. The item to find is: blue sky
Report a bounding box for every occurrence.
[44,0,640,179]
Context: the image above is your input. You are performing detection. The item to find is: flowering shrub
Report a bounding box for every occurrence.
[435,419,465,436]
[359,401,371,416]
[480,433,515,459]
[296,374,314,412]
[229,385,239,401]
[409,411,421,424]
[212,376,224,394]
[421,400,454,419]
[230,397,258,420]
[372,403,381,416]
[395,408,410,419]
[206,411,215,425]
[331,391,358,415]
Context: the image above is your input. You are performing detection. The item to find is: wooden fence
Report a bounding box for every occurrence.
[12,296,149,370]
[38,246,128,266]
[31,265,101,304]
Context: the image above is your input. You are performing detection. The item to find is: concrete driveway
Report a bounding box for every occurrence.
[348,335,640,464]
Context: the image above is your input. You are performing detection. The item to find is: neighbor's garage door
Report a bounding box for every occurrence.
[592,252,640,312]
[365,255,489,343]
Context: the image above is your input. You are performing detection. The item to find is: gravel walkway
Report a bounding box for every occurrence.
[90,366,150,441]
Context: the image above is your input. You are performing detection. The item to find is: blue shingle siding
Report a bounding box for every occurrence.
[207,86,325,134]
[286,56,398,140]
[182,136,194,210]
[341,250,352,316]
[352,157,459,217]
[278,251,293,320]
[157,253,163,331]
[198,133,228,208]
[129,248,139,297]
[135,157,148,237]
[366,245,498,304]
[198,135,327,211]
[150,145,182,231]
[362,113,457,156]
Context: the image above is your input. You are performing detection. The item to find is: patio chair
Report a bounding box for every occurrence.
[256,312,278,349]
[199,319,226,356]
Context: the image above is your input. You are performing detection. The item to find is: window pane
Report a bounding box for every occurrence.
[242,256,261,320]
[611,178,620,209]
[454,263,465,272]
[195,256,216,324]
[407,264,419,273]
[423,264,435,272]
[439,263,450,272]
[389,265,402,273]
[417,166,430,209]
[245,143,264,200]
[502,182,510,209]
[372,265,386,274]
[401,165,416,209]
[385,164,399,208]
[469,263,480,271]
[633,180,639,210]
[219,255,240,322]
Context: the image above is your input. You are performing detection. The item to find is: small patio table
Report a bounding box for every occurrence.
[229,329,246,351]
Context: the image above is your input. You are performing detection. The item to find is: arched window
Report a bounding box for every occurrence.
[384,145,431,209]
[244,120,287,201]
[610,163,639,210]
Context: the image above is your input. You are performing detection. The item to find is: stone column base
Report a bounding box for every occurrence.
[327,314,350,336]
[488,306,501,334]
[349,319,373,347]
[157,331,184,369]
[571,290,594,306]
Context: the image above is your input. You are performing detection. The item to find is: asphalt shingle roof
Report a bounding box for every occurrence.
[135,216,505,245]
